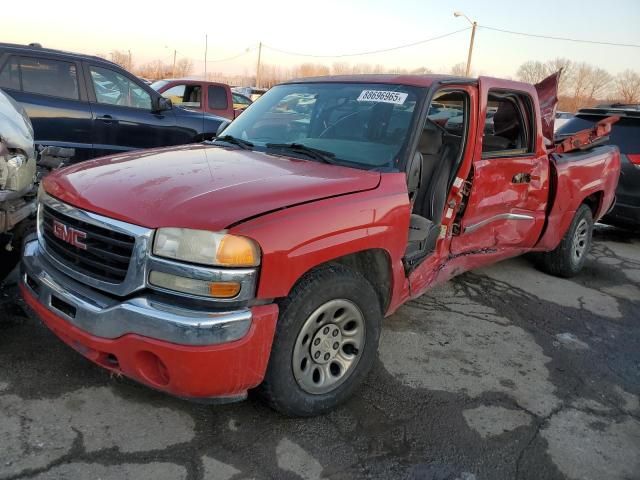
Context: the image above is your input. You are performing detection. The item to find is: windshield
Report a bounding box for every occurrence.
[221,82,425,169]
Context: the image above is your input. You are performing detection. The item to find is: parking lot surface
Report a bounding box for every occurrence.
[1,226,639,480]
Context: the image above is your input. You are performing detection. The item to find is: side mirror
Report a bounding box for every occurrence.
[153,96,172,112]
[216,120,231,137]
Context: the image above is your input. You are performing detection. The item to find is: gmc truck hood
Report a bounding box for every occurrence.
[43,144,381,230]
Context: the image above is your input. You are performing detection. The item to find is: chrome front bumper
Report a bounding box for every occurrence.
[21,239,253,346]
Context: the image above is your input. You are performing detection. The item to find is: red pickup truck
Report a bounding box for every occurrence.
[151,79,251,120]
[21,74,620,416]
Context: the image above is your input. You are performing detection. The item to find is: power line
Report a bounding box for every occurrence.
[480,25,640,48]
[262,28,471,58]
[205,47,256,63]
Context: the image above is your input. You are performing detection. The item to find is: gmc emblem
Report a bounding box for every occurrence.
[52,220,87,250]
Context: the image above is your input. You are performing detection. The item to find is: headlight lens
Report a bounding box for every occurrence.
[153,228,260,267]
[148,271,241,298]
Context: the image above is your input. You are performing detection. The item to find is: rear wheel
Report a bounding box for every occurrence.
[535,204,594,278]
[258,264,382,416]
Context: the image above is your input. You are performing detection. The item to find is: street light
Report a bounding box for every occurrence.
[454,11,477,77]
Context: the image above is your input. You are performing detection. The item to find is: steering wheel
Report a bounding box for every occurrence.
[318,109,373,138]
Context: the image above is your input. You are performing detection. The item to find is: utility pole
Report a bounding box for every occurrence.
[255,41,262,88]
[128,49,132,70]
[454,11,477,77]
[204,34,208,80]
[172,49,177,77]
[465,22,477,77]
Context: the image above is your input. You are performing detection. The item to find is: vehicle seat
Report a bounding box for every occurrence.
[413,126,443,218]
[482,101,521,151]
[413,124,459,254]
[187,87,201,105]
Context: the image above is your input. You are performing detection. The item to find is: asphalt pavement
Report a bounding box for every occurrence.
[1,226,639,480]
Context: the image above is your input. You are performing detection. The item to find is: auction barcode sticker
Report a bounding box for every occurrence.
[357,90,408,105]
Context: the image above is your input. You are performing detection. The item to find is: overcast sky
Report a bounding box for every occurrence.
[4,0,640,77]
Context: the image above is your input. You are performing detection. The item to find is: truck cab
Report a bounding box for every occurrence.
[21,74,620,416]
[151,79,251,120]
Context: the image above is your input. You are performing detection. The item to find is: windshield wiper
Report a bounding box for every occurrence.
[266,142,338,164]
[212,135,254,150]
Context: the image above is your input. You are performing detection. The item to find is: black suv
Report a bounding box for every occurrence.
[557,104,640,228]
[0,43,226,162]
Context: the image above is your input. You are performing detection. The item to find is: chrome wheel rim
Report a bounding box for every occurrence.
[292,299,366,395]
[572,218,589,262]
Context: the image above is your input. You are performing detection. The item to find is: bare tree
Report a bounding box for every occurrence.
[613,69,640,103]
[569,62,594,110]
[545,58,573,94]
[292,63,330,78]
[173,58,193,77]
[135,60,171,81]
[331,62,351,75]
[450,62,466,76]
[410,67,433,75]
[516,61,547,84]
[586,68,612,102]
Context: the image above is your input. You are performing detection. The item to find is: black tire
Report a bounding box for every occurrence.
[535,204,594,278]
[258,263,382,417]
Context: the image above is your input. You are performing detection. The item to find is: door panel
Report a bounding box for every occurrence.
[1,55,94,161]
[14,91,94,161]
[450,78,550,256]
[450,155,549,253]
[86,63,178,157]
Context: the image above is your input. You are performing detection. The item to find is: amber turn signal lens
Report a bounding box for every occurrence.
[208,282,241,298]
[216,235,260,266]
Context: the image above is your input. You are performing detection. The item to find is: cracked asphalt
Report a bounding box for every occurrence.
[0,226,639,480]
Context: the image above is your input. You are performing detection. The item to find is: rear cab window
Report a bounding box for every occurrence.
[208,85,229,110]
[482,90,535,158]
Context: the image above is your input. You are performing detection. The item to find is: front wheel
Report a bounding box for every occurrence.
[535,204,594,278]
[258,264,382,416]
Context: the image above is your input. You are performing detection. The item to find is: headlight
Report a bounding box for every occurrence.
[148,271,241,298]
[153,228,260,267]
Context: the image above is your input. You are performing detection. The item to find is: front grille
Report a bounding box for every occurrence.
[41,205,135,283]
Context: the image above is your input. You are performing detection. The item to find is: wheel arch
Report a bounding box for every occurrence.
[581,191,604,219]
[286,248,394,315]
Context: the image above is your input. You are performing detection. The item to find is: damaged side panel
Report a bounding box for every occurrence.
[0,89,37,239]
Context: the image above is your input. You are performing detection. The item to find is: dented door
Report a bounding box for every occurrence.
[450,78,550,255]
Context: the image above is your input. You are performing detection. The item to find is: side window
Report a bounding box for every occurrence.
[0,57,20,90]
[232,93,250,106]
[89,66,151,110]
[208,86,228,110]
[162,84,201,108]
[482,90,535,157]
[19,57,79,100]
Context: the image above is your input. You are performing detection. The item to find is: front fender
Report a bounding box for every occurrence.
[229,173,411,311]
